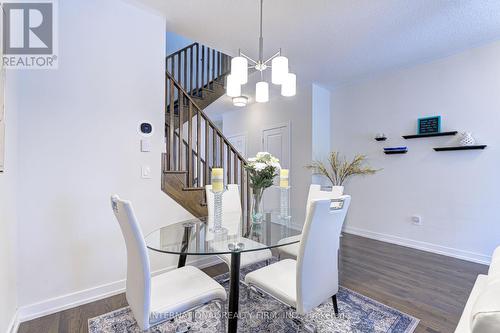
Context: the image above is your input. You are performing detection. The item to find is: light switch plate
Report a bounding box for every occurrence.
[141,165,152,179]
[141,139,152,152]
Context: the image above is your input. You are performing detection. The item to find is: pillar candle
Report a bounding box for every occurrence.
[280,169,289,188]
[212,168,224,192]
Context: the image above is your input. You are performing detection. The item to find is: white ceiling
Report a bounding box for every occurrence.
[136,0,500,90]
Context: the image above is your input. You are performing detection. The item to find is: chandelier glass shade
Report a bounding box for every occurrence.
[227,0,296,106]
[226,74,241,97]
[231,57,248,84]
[271,56,289,85]
[256,81,269,103]
[232,96,248,107]
[281,73,296,97]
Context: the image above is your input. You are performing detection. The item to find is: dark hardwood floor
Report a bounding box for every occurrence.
[18,234,487,333]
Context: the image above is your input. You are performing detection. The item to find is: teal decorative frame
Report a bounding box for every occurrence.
[418,116,441,134]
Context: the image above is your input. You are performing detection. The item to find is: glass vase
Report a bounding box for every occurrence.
[251,187,264,224]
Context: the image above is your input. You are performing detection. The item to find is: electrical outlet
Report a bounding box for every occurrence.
[411,215,422,226]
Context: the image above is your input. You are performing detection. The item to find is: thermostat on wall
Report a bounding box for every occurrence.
[138,121,154,137]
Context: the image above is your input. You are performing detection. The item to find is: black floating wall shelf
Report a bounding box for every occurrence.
[375,137,387,141]
[433,145,487,152]
[384,150,408,154]
[402,131,458,139]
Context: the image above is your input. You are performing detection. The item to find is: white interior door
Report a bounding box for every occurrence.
[227,134,247,158]
[261,123,290,213]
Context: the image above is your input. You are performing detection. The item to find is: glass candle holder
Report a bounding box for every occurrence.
[280,186,290,219]
[210,188,228,235]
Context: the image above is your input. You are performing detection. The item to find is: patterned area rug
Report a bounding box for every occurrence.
[89,261,419,333]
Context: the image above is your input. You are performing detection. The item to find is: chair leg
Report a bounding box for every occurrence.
[291,316,317,333]
[332,294,339,316]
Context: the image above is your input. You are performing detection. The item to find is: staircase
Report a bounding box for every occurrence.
[162,42,251,230]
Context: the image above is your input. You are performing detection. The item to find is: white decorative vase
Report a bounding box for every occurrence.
[459,132,475,146]
[331,186,344,197]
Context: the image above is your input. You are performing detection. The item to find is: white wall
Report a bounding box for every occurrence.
[311,84,331,186]
[0,71,18,332]
[166,31,193,55]
[331,41,500,264]
[222,85,312,228]
[8,0,195,320]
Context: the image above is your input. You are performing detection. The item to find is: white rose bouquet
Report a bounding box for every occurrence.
[245,152,281,190]
[245,152,281,223]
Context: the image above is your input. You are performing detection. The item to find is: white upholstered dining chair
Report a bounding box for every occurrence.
[278,184,347,258]
[245,197,351,332]
[205,184,272,270]
[111,195,227,331]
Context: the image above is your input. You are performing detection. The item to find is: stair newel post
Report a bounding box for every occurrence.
[196,109,201,187]
[169,79,175,170]
[187,101,193,186]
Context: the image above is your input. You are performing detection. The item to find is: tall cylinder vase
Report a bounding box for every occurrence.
[251,187,264,224]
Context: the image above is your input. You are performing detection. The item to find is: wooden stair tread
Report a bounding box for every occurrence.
[182,187,205,192]
[163,170,187,174]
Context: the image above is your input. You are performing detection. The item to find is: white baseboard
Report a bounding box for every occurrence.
[7,310,19,333]
[343,226,491,265]
[17,256,222,324]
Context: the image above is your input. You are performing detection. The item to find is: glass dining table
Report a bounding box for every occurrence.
[145,211,300,333]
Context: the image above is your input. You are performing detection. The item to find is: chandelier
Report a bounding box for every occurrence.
[226,0,296,106]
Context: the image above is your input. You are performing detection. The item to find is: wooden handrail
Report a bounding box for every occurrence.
[167,42,199,59]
